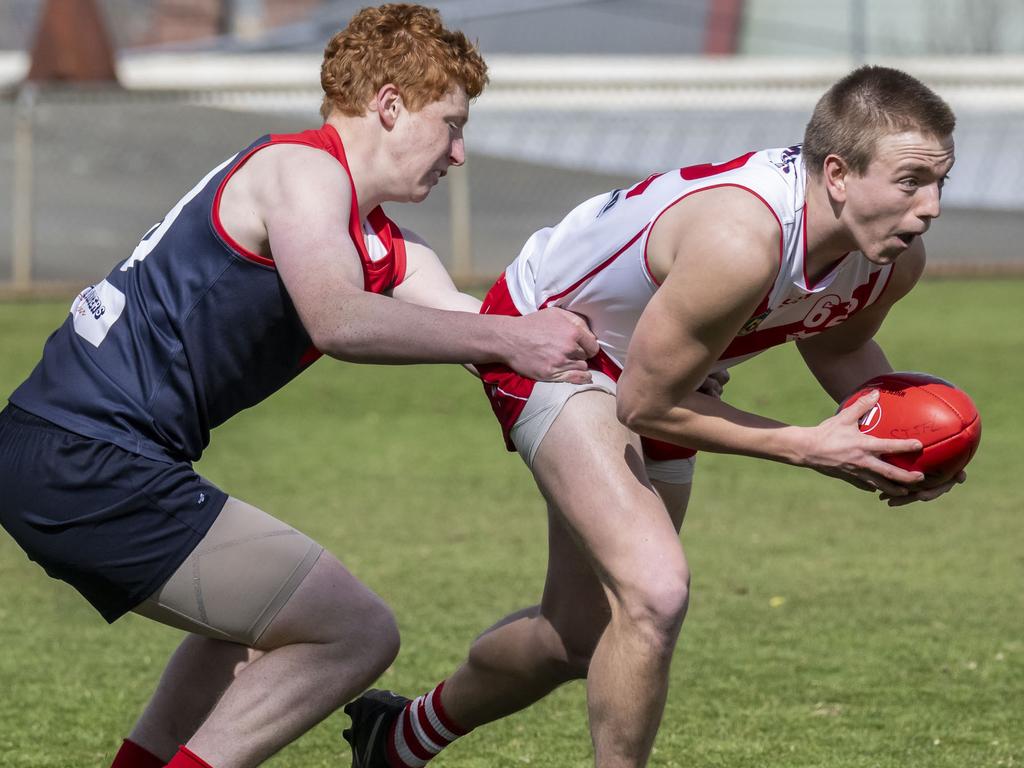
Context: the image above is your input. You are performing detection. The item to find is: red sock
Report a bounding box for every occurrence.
[163,746,214,768]
[387,681,470,768]
[111,739,164,768]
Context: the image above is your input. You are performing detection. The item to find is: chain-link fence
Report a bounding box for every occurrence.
[3,56,1024,295]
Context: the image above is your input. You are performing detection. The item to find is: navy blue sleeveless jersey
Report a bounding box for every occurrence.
[11,124,408,463]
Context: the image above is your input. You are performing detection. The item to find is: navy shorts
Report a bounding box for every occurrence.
[0,404,228,623]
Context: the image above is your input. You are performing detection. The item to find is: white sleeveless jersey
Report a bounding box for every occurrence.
[503,146,894,374]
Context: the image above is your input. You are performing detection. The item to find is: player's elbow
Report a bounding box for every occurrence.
[616,386,655,432]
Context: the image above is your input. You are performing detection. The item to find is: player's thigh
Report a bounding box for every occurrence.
[530,390,686,593]
[651,479,692,532]
[135,497,331,648]
[539,505,610,643]
[539,483,690,650]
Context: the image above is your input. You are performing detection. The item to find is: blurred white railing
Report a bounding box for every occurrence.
[3,53,1023,294]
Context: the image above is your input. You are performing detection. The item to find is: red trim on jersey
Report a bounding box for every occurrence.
[299,344,322,368]
[585,349,697,460]
[873,263,895,304]
[209,124,404,292]
[626,172,665,199]
[801,206,851,289]
[642,183,785,288]
[719,267,885,361]
[320,126,401,293]
[538,225,650,309]
[365,206,408,291]
[478,275,695,461]
[680,152,756,181]
[211,144,276,268]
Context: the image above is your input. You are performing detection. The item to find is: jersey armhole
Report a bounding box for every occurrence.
[210,143,278,268]
[391,226,408,288]
[641,182,785,288]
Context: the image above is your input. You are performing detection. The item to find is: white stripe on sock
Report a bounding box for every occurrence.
[392,709,428,768]
[424,693,459,742]
[409,697,445,754]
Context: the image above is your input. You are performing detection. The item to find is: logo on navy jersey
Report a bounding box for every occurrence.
[70,279,126,348]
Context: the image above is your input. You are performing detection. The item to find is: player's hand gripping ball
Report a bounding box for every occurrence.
[840,372,981,487]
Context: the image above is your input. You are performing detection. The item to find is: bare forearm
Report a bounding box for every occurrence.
[619,392,810,465]
[800,339,892,403]
[315,290,511,365]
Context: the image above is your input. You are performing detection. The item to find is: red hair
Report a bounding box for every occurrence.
[320,4,488,119]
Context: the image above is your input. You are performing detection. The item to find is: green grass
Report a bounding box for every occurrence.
[0,279,1021,767]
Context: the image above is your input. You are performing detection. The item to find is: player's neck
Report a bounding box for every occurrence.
[325,114,392,213]
[804,173,859,280]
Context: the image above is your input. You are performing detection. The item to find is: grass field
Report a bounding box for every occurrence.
[0,279,1021,768]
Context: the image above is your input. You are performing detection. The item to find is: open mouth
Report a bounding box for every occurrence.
[895,233,917,246]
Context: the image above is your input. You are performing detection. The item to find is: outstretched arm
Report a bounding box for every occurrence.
[255,146,597,379]
[389,229,596,383]
[616,187,924,497]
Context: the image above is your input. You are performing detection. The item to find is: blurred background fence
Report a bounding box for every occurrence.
[3,0,1024,295]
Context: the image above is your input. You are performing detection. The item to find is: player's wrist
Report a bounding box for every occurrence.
[487,315,518,365]
[771,425,814,467]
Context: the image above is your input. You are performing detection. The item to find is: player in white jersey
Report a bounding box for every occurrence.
[344,66,962,768]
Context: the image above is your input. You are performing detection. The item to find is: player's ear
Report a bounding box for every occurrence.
[823,154,849,202]
[373,84,402,129]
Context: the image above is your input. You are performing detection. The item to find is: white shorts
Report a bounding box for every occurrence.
[509,371,696,485]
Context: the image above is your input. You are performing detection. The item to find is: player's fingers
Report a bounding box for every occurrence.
[868,478,911,497]
[556,360,589,372]
[842,390,880,421]
[870,437,923,455]
[700,381,723,398]
[886,483,951,506]
[576,331,600,358]
[845,476,877,492]
[546,369,593,384]
[864,458,924,488]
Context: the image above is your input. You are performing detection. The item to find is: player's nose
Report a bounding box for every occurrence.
[918,181,942,220]
[449,137,465,167]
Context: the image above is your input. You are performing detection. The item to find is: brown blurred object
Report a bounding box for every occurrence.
[704,0,744,55]
[27,0,119,83]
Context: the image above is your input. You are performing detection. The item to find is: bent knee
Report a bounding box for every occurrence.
[347,595,401,673]
[615,569,691,648]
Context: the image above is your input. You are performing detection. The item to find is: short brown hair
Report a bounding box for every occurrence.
[320,4,488,120]
[803,65,955,176]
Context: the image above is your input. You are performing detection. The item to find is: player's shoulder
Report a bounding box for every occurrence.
[649,184,781,290]
[253,141,348,178]
[244,142,352,208]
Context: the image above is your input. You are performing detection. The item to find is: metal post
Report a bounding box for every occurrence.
[449,157,473,285]
[12,84,37,293]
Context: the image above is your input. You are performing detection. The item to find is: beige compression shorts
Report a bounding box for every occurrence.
[134,498,323,646]
[510,370,696,485]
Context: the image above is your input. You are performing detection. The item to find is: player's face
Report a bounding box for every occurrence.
[394,86,468,203]
[842,130,955,264]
